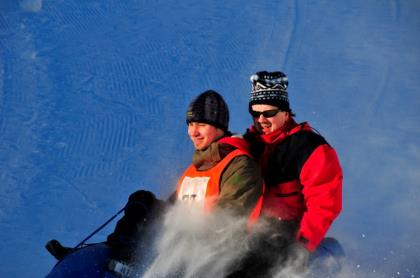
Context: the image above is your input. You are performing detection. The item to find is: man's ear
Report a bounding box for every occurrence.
[216,127,225,138]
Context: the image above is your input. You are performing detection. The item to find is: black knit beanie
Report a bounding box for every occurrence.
[249,71,291,112]
[186,90,229,131]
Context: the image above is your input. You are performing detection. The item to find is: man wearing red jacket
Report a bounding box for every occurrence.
[243,71,343,274]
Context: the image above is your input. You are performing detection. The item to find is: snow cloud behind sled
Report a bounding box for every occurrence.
[139,203,312,278]
[141,203,249,277]
[137,203,385,278]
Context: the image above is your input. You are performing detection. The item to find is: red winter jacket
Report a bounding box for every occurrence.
[245,119,342,252]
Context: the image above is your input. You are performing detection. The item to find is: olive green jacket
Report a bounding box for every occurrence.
[191,139,263,216]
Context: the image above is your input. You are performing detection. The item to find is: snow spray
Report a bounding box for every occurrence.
[137,202,316,278]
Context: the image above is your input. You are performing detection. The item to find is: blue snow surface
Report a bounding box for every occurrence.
[1,0,419,277]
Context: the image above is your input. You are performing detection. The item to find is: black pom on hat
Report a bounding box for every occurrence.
[186,90,229,131]
[249,71,291,112]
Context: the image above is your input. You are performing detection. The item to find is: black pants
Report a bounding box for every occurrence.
[226,219,301,278]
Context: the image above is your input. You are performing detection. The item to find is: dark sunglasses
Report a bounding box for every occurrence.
[250,109,281,118]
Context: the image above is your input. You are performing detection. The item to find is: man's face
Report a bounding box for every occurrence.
[188,122,223,150]
[251,104,290,135]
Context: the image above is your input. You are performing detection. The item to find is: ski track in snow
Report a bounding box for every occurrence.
[391,0,401,21]
[42,4,106,35]
[1,17,46,221]
[1,0,420,277]
[57,115,141,180]
[0,14,8,30]
[282,0,301,69]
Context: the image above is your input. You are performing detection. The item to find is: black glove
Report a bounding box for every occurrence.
[124,190,163,220]
[106,190,165,263]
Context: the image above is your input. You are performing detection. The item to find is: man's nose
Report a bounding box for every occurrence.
[257,114,266,122]
[190,126,199,136]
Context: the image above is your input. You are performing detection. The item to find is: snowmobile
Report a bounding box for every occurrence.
[46,241,119,277]
[45,190,162,277]
[46,237,345,277]
[45,190,345,277]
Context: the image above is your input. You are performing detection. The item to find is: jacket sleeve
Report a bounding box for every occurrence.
[297,144,343,252]
[217,155,263,217]
[106,190,165,262]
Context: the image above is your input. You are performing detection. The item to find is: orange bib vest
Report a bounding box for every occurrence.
[176,149,262,224]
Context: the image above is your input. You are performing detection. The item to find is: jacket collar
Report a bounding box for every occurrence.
[192,141,222,170]
[191,135,250,170]
[252,119,312,144]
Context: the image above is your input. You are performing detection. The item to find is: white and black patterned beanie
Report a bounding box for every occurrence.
[249,71,291,112]
[186,90,229,131]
